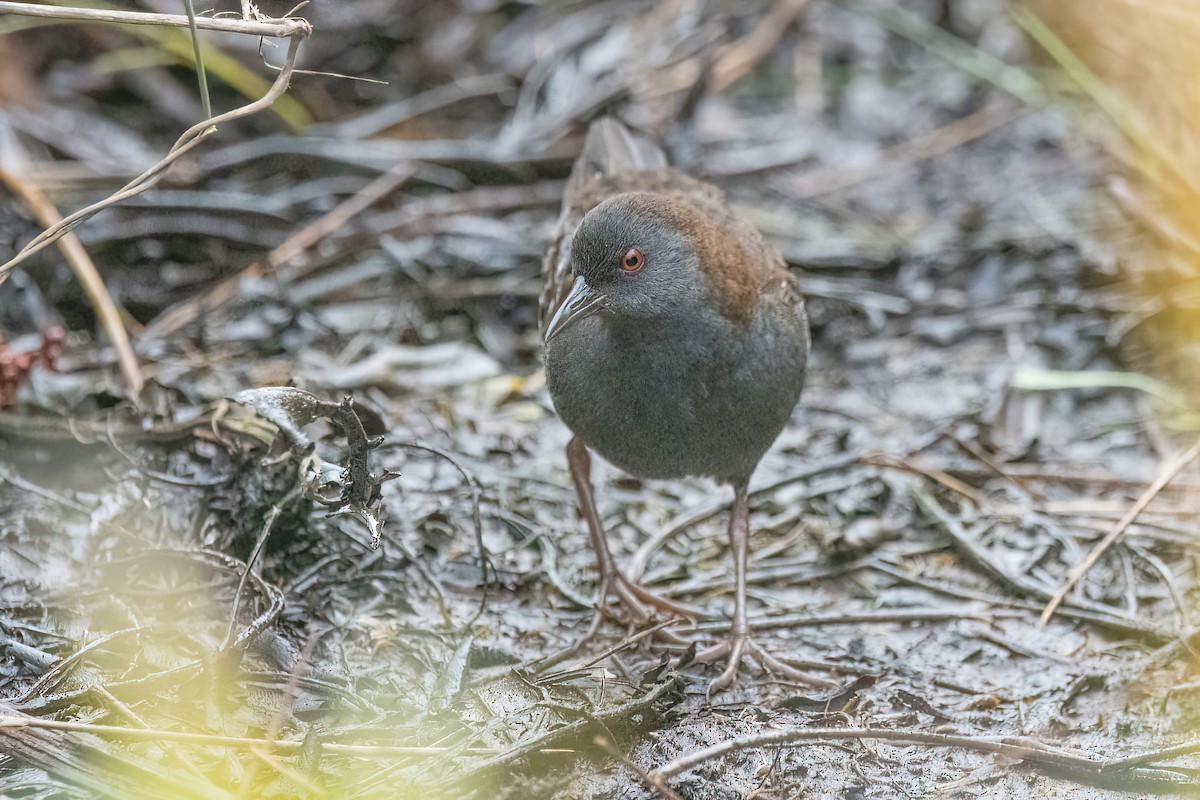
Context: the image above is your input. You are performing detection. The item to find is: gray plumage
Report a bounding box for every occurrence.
[543,120,809,485]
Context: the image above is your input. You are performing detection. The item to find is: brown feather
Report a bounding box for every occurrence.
[541,118,672,332]
[541,118,796,327]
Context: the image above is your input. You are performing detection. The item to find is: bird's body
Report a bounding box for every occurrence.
[541,118,824,693]
[546,266,807,482]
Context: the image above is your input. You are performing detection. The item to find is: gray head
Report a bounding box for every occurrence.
[544,193,718,340]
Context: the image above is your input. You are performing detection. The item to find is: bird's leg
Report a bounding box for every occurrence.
[566,437,700,624]
[696,483,835,697]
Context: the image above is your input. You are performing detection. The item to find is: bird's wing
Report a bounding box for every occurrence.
[539,118,668,335]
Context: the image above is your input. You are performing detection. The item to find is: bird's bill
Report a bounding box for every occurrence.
[544,276,605,342]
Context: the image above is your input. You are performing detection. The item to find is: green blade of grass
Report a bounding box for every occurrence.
[1012,366,1188,408]
[181,0,212,119]
[833,0,1048,106]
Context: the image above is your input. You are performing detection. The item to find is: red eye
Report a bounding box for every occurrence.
[621,248,645,272]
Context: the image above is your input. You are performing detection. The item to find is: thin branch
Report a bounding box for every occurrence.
[689,606,1004,633]
[15,628,143,705]
[1103,740,1200,771]
[595,735,685,800]
[649,727,1198,791]
[0,1,311,38]
[627,450,862,581]
[911,486,1170,642]
[1040,436,1200,626]
[395,441,491,621]
[573,619,679,671]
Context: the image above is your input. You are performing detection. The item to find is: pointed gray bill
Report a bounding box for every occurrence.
[544,276,605,342]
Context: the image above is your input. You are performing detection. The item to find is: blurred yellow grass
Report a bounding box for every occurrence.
[1020,0,1200,403]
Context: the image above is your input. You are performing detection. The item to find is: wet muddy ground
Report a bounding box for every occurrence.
[1,1,1199,798]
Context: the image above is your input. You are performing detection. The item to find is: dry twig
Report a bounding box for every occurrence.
[649,727,1200,792]
[595,735,685,800]
[1040,436,1200,626]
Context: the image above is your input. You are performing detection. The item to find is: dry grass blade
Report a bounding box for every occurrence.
[1039,436,1200,626]
[0,703,224,800]
[1012,366,1188,408]
[786,102,1021,198]
[0,165,144,394]
[708,0,810,93]
[0,713,458,758]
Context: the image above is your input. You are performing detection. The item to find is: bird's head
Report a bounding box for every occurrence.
[546,192,750,340]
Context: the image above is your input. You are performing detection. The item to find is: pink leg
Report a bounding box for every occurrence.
[696,483,835,697]
[567,437,701,624]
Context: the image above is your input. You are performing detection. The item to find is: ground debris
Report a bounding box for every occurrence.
[1,0,1198,798]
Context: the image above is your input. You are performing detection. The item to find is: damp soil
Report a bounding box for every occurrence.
[1,1,1197,798]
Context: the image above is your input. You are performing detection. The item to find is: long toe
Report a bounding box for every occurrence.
[704,636,747,700]
[614,573,703,619]
[603,574,653,625]
[598,574,695,645]
[746,640,836,689]
[696,634,836,697]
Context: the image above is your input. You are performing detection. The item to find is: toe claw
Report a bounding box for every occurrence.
[705,636,747,700]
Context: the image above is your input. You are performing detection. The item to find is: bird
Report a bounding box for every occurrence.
[541,117,827,693]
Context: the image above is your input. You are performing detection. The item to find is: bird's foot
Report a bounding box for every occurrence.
[598,569,701,628]
[694,632,836,699]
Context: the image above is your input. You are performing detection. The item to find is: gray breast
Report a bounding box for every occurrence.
[545,299,807,484]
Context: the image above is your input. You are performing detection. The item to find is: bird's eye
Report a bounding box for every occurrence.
[621,248,645,272]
